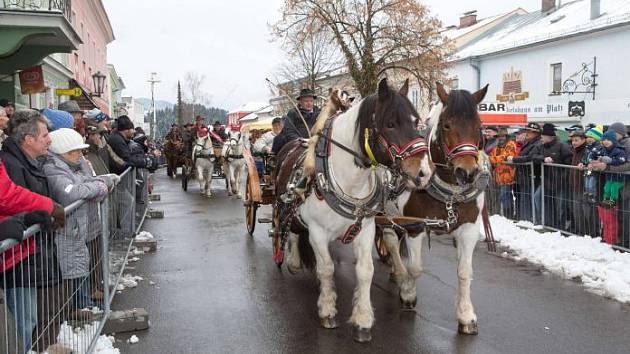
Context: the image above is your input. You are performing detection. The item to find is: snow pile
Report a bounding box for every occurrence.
[135,231,154,241]
[116,274,143,291]
[490,215,630,303]
[128,335,140,344]
[28,322,120,354]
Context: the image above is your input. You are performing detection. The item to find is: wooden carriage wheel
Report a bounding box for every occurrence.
[374,227,390,263]
[244,174,257,236]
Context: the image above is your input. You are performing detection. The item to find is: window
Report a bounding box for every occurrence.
[551,63,562,93]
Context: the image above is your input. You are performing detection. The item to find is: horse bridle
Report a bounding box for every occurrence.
[365,112,429,167]
[430,105,481,166]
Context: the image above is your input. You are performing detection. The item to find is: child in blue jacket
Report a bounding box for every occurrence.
[597,130,627,207]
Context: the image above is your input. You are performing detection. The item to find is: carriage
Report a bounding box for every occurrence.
[241,118,276,235]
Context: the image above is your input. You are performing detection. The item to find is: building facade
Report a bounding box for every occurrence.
[122,97,148,132]
[0,0,114,113]
[450,0,630,126]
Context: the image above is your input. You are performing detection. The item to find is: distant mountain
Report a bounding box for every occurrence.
[135,98,174,111]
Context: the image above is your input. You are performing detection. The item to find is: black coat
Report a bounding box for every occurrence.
[107,131,147,174]
[275,106,321,153]
[0,137,60,288]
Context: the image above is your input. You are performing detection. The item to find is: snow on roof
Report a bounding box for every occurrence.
[238,105,274,122]
[455,0,630,59]
[228,102,268,114]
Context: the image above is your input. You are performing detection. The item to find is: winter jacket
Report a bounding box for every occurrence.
[0,160,54,221]
[253,131,277,154]
[488,140,517,185]
[275,106,321,152]
[107,131,147,174]
[85,144,110,176]
[582,141,604,166]
[596,141,627,183]
[570,143,587,195]
[43,153,113,279]
[530,137,573,165]
[511,136,541,164]
[0,137,60,287]
[605,137,630,173]
[0,160,55,279]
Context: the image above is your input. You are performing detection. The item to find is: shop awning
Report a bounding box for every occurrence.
[480,113,527,126]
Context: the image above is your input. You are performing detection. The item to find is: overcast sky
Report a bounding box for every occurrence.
[103,0,541,110]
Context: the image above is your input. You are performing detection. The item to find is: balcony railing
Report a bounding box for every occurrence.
[1,0,72,21]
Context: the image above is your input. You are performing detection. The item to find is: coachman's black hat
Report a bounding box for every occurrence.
[296,88,317,100]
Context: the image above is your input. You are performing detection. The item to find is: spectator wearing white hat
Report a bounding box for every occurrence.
[43,128,118,321]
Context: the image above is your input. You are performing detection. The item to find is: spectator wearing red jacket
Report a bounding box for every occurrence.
[0,110,65,352]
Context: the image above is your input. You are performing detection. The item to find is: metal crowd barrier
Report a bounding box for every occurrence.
[485,162,630,252]
[0,167,150,353]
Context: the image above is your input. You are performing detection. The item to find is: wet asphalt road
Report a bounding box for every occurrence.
[113,170,630,354]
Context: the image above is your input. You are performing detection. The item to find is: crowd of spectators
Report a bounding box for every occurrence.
[487,121,630,247]
[0,98,159,352]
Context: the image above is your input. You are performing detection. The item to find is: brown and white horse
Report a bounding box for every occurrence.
[276,78,434,342]
[382,82,490,335]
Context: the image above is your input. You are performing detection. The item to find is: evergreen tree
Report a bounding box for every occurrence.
[177,80,184,126]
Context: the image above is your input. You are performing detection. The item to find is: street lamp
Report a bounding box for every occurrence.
[147,72,160,138]
[91,71,107,97]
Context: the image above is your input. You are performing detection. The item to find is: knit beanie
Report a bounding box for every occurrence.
[602,130,618,145]
[42,108,74,131]
[585,126,603,141]
[49,128,89,154]
[608,122,628,137]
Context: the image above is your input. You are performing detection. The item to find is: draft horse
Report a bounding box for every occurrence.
[193,133,216,197]
[223,130,244,198]
[381,82,492,335]
[275,78,434,342]
[164,129,185,178]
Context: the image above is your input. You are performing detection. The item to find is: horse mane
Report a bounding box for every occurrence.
[442,90,480,123]
[303,89,353,175]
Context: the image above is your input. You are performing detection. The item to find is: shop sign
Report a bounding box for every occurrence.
[19,65,46,95]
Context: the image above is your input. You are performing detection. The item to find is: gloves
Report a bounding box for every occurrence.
[51,202,66,229]
[600,156,612,164]
[23,210,53,229]
[0,216,25,242]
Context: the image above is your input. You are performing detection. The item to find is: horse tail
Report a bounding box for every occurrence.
[298,232,316,271]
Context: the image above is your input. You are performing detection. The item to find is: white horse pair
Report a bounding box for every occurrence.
[193,129,244,198]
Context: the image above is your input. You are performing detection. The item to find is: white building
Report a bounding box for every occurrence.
[121,96,148,132]
[450,0,630,127]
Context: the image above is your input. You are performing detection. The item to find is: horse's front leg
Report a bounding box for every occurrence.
[308,224,338,330]
[225,163,233,196]
[204,162,212,197]
[234,164,242,198]
[454,221,480,335]
[350,220,375,342]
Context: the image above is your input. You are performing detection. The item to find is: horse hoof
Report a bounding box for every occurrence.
[287,264,301,275]
[458,321,478,335]
[399,297,417,311]
[320,316,338,329]
[352,326,372,343]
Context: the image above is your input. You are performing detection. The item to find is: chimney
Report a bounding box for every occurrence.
[459,11,478,28]
[591,0,601,20]
[542,0,556,13]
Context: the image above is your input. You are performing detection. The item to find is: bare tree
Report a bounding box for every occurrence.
[271,0,453,97]
[276,30,341,94]
[183,71,206,119]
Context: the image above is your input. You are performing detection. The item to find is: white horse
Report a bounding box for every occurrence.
[278,79,434,342]
[383,83,491,335]
[193,133,215,197]
[223,130,244,198]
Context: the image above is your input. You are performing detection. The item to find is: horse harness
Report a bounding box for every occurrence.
[282,113,428,244]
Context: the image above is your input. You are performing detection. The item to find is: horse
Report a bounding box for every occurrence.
[192,133,216,197]
[275,78,434,342]
[381,82,491,335]
[223,130,244,198]
[164,130,184,178]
